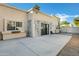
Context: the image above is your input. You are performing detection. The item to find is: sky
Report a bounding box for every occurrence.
[7,3,79,23]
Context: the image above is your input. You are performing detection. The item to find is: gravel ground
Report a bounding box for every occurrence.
[58,34,79,56]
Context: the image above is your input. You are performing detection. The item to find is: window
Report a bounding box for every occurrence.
[16,22,22,27]
[7,21,22,31]
[7,21,16,30]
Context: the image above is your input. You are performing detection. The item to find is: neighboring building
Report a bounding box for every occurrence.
[0,4,60,40]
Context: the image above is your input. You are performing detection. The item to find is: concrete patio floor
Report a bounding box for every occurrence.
[0,34,72,56]
[58,34,79,56]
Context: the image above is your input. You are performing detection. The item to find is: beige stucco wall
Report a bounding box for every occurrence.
[32,11,59,26]
[3,32,26,40]
[0,5,27,32]
[0,17,3,32]
[0,4,28,40]
[51,16,60,33]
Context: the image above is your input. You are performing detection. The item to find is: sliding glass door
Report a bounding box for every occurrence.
[41,23,49,35]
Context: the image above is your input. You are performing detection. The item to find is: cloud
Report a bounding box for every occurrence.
[55,13,69,21]
[55,13,79,21]
[74,15,79,17]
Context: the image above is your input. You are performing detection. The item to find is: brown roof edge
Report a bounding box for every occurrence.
[0,3,27,13]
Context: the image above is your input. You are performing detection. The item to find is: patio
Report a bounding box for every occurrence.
[0,34,72,56]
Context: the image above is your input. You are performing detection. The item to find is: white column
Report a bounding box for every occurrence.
[31,20,36,37]
[39,21,41,36]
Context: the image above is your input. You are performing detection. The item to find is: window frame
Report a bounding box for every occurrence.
[7,21,23,31]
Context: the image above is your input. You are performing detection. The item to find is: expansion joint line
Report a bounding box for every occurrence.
[19,41,40,56]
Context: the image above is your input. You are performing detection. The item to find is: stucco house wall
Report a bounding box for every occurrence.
[27,8,59,37]
[0,4,59,40]
[0,4,27,40]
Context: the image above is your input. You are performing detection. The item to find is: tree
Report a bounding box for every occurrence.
[60,21,70,25]
[33,5,40,10]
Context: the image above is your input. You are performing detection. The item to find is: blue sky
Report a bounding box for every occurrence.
[7,3,79,23]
